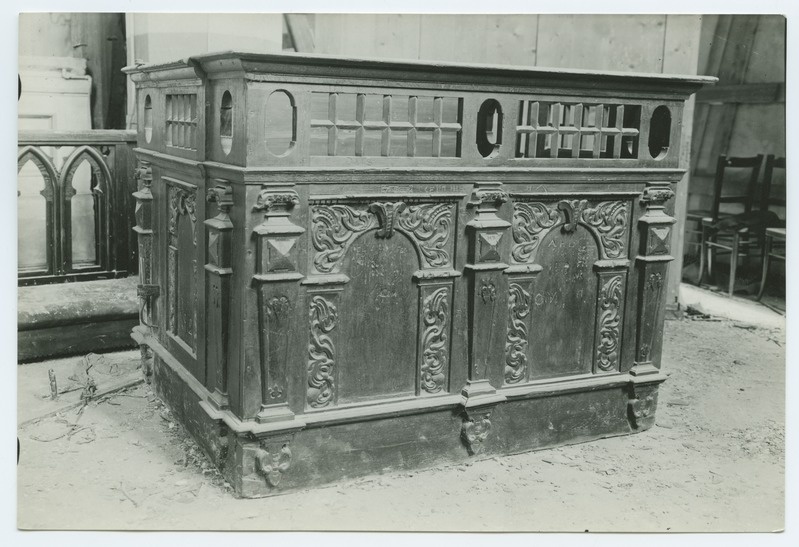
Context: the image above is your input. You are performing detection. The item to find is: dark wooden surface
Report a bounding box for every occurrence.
[126,52,708,497]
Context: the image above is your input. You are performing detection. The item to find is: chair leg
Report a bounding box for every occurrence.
[757,235,773,301]
[697,226,707,285]
[707,232,716,282]
[741,232,751,270]
[729,232,740,296]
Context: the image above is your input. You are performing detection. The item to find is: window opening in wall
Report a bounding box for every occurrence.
[220,91,233,155]
[648,105,671,160]
[143,95,153,143]
[477,99,502,158]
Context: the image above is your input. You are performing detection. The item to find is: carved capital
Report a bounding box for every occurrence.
[254,189,300,212]
[640,186,674,206]
[134,161,152,188]
[206,180,233,210]
[470,188,509,206]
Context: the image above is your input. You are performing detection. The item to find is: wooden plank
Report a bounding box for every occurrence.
[419,15,538,66]
[313,14,422,60]
[695,82,785,104]
[18,130,137,144]
[535,14,666,73]
[18,318,138,362]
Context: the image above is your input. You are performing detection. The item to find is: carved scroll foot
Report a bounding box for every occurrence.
[139,344,153,384]
[254,436,293,488]
[627,383,658,430]
[461,409,493,456]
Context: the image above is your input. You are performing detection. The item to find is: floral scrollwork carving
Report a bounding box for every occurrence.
[420,287,449,394]
[596,275,623,372]
[306,295,338,408]
[581,201,629,259]
[504,282,531,383]
[511,202,560,264]
[396,203,453,268]
[255,440,292,487]
[311,205,375,274]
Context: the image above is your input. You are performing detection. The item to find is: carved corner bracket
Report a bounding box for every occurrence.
[254,434,296,488]
[461,409,493,456]
[626,382,658,430]
[459,379,506,456]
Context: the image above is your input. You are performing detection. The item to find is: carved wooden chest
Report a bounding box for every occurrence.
[126,52,712,497]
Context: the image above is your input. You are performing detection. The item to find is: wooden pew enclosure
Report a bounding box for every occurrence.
[126,52,712,497]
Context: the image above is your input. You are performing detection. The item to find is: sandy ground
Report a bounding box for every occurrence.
[16,317,785,532]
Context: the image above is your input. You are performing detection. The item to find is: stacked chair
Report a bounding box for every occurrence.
[695,154,785,296]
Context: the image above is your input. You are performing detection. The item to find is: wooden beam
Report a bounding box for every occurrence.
[695,82,785,104]
[284,14,315,53]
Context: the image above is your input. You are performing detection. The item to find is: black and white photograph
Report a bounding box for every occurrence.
[7,0,796,542]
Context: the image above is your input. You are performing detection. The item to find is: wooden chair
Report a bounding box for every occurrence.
[755,155,787,300]
[696,154,779,295]
[686,154,763,270]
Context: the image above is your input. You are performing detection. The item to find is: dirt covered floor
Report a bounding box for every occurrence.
[17,317,785,532]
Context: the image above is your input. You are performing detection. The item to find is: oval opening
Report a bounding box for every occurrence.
[648,105,671,160]
[143,95,153,144]
[220,91,233,155]
[265,90,296,157]
[476,99,503,158]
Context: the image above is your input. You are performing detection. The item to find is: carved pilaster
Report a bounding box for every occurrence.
[252,186,305,423]
[133,160,158,332]
[458,182,510,453]
[632,184,676,377]
[205,180,234,410]
[464,182,510,386]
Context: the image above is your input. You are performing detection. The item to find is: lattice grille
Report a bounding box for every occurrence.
[310,93,462,158]
[166,94,199,151]
[515,101,641,159]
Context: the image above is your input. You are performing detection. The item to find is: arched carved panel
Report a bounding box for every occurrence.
[511,198,631,264]
[17,148,58,274]
[310,200,455,274]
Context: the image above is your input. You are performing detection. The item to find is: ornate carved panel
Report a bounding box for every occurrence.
[310,201,454,274]
[504,281,532,384]
[595,273,625,373]
[511,198,631,264]
[420,285,450,394]
[166,181,198,354]
[306,294,339,409]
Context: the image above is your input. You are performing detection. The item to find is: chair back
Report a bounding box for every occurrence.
[759,155,786,215]
[710,154,764,223]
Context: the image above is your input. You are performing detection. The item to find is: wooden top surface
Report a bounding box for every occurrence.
[123,50,716,94]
